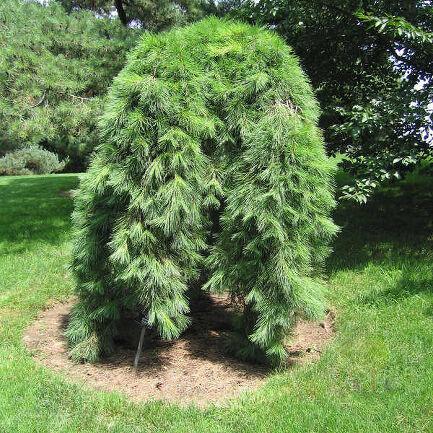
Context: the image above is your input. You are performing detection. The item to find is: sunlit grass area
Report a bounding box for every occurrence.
[0,173,432,432]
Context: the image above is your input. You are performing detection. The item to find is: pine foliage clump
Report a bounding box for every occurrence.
[67,18,338,365]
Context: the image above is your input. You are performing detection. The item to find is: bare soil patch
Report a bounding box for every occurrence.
[58,189,75,198]
[23,296,335,406]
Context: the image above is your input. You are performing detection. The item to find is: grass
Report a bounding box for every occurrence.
[0,172,432,432]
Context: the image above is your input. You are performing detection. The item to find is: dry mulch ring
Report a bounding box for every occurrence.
[24,296,335,406]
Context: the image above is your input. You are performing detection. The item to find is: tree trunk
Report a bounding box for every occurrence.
[114,0,129,26]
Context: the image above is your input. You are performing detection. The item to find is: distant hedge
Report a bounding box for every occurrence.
[67,18,338,365]
[0,147,66,176]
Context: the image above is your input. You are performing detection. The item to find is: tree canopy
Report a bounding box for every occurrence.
[2,0,430,200]
[66,18,337,365]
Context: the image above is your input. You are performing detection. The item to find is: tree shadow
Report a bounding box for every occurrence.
[328,176,433,273]
[328,174,433,313]
[58,311,169,373]
[357,262,433,310]
[59,295,269,378]
[122,293,268,376]
[182,294,268,370]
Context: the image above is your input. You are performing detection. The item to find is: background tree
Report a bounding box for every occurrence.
[58,0,208,30]
[66,18,337,365]
[0,0,137,169]
[218,0,432,202]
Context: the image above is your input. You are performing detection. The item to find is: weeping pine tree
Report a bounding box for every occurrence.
[66,17,338,365]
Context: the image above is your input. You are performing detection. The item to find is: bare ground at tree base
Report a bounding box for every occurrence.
[23,296,335,406]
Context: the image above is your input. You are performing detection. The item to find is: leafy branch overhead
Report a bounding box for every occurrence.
[356,10,433,44]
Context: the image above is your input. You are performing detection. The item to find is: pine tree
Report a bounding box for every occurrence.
[66,17,338,365]
[0,0,136,168]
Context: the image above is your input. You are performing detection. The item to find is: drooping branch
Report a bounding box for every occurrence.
[66,18,337,366]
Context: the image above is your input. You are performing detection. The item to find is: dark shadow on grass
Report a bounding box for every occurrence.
[361,269,433,307]
[328,174,433,315]
[328,176,433,273]
[0,175,79,253]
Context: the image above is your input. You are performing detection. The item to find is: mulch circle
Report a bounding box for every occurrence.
[23,296,335,406]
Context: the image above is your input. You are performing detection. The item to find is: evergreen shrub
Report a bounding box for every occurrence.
[66,18,338,365]
[0,146,66,176]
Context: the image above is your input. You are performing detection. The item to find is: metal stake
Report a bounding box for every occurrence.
[134,318,147,371]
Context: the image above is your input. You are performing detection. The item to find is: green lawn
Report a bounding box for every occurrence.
[0,173,432,432]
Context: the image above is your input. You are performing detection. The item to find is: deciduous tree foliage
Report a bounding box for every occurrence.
[220,0,433,202]
[66,18,337,365]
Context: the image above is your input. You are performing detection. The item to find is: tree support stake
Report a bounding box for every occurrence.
[134,318,147,371]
